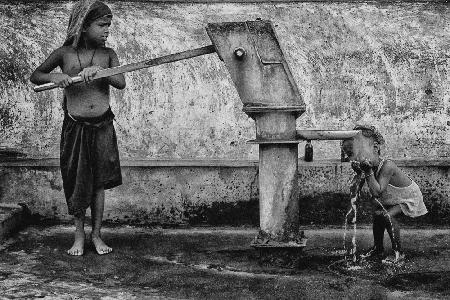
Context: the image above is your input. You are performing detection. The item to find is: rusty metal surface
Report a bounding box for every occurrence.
[247,139,300,144]
[206,20,304,108]
[207,20,306,245]
[296,130,361,140]
[255,112,297,140]
[258,144,301,241]
[248,130,362,143]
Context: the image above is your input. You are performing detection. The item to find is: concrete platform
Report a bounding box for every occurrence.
[0,225,449,299]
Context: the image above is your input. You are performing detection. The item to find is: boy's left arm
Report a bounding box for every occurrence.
[362,160,394,198]
[107,49,126,89]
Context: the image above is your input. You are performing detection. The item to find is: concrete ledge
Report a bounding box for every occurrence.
[3,0,447,3]
[0,203,25,240]
[0,158,449,167]
[0,158,259,167]
[0,159,448,225]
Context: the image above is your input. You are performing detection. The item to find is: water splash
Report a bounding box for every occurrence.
[343,195,357,263]
[343,171,364,264]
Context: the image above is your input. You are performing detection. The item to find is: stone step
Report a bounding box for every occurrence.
[0,203,26,241]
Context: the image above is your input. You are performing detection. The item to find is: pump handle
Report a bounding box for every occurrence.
[33,45,216,92]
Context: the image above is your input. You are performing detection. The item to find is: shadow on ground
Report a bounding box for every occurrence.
[0,225,449,299]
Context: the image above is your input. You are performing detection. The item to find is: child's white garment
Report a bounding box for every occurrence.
[376,159,428,217]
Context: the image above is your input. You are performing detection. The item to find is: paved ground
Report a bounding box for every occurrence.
[0,225,449,299]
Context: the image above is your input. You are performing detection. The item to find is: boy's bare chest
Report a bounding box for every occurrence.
[62,50,109,76]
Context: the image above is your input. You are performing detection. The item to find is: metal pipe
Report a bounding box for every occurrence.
[296,130,361,140]
[33,45,216,92]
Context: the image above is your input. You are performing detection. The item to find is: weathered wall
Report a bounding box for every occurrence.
[0,161,260,225]
[297,161,450,225]
[1,1,449,160]
[0,161,448,225]
[1,1,449,225]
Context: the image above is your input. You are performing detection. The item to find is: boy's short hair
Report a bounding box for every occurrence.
[353,125,385,145]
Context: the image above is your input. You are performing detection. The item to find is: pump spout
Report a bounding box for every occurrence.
[296,130,361,141]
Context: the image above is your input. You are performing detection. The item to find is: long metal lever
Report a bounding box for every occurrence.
[33,45,216,92]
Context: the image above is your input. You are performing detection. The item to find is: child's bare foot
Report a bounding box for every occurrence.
[67,230,85,256]
[91,235,112,255]
[382,251,405,264]
[361,246,384,260]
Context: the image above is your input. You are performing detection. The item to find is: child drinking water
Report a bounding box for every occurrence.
[343,125,428,263]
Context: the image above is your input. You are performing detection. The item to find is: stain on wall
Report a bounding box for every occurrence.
[297,163,450,225]
[0,1,449,160]
[0,162,447,225]
[0,164,260,225]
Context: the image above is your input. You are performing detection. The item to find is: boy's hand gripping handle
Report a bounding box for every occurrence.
[33,45,216,92]
[34,76,84,92]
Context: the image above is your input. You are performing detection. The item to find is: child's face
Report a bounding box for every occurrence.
[346,134,380,163]
[84,16,112,46]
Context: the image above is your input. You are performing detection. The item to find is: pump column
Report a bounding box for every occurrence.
[245,107,304,246]
[207,20,306,249]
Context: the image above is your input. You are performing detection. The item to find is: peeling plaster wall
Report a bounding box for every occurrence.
[0,164,260,225]
[0,162,448,224]
[1,1,450,225]
[1,1,449,160]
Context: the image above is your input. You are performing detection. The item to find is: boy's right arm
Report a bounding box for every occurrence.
[362,159,394,197]
[30,47,73,88]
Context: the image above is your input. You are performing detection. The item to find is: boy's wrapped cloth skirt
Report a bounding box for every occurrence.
[60,108,122,217]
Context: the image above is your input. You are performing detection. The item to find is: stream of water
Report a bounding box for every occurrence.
[342,168,399,267]
[343,172,364,265]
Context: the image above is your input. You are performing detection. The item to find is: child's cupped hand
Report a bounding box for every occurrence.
[350,161,362,174]
[79,65,103,83]
[360,158,373,172]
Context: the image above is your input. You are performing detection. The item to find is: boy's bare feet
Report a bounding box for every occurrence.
[91,235,112,255]
[67,230,85,256]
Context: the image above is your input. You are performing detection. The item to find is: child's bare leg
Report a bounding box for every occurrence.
[373,210,386,252]
[90,187,112,255]
[361,210,386,259]
[67,214,85,256]
[384,205,402,253]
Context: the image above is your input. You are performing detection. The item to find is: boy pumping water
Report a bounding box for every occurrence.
[30,0,125,255]
[343,125,428,263]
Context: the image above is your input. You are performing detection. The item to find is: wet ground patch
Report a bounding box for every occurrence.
[385,271,450,295]
[0,225,449,299]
